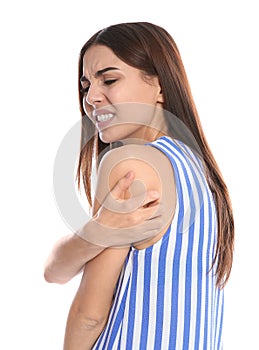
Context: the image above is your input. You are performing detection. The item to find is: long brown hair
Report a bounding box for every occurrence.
[76,22,234,288]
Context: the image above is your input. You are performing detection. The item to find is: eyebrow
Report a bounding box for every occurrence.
[80,67,119,82]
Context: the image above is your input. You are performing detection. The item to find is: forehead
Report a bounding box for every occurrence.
[82,45,122,77]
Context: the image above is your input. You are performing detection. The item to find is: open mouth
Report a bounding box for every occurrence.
[96,113,114,122]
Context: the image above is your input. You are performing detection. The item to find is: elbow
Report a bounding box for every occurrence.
[79,316,107,331]
[44,268,69,285]
[69,305,108,331]
[43,270,57,284]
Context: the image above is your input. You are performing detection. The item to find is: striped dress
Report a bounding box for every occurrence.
[92,136,224,350]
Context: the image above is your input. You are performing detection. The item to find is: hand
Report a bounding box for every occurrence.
[76,171,164,247]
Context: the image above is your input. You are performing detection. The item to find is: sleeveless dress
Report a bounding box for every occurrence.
[92,136,224,350]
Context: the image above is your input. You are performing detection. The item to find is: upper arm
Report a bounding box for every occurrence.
[93,144,176,248]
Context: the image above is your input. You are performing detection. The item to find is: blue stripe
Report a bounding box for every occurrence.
[213,290,220,347]
[99,277,130,349]
[154,235,170,349]
[126,252,138,349]
[203,196,213,349]
[139,249,153,349]
[168,224,183,350]
[194,204,205,348]
[182,218,195,349]
[217,294,224,349]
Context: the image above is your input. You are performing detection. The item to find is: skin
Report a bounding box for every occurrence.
[63,45,176,349]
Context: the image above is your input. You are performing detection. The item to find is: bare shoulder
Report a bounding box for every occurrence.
[97,143,175,198]
[100,142,174,179]
[95,143,176,249]
[102,142,170,163]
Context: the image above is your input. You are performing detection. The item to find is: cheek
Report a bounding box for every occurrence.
[138,89,157,104]
[116,103,156,124]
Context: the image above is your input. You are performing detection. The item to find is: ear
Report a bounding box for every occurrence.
[154,77,164,104]
[157,88,164,103]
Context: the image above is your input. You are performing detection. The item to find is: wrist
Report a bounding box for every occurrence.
[76,220,107,250]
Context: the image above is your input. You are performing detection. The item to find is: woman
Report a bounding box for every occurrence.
[47,22,234,349]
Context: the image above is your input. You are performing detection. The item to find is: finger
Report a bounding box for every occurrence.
[77,214,164,248]
[147,202,165,218]
[117,190,159,214]
[103,186,146,214]
[132,202,164,223]
[109,171,135,200]
[118,218,164,245]
[142,190,160,207]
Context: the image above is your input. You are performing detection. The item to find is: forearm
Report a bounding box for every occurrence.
[44,233,105,284]
[63,247,129,349]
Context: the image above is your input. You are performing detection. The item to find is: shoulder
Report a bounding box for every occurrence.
[97,143,174,194]
[99,142,173,177]
[95,142,176,249]
[96,141,175,214]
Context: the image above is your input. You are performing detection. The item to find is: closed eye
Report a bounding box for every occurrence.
[104,79,117,86]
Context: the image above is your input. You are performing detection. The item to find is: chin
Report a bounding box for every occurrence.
[99,124,143,144]
[99,131,119,144]
[98,127,125,144]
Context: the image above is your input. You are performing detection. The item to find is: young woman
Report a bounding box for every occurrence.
[46,22,234,349]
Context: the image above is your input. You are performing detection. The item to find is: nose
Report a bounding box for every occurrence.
[85,83,104,107]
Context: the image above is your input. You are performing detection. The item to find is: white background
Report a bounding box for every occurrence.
[0,0,258,349]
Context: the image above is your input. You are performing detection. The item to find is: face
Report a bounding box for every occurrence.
[81,45,164,143]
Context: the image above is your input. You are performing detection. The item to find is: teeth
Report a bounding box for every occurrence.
[97,113,114,122]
